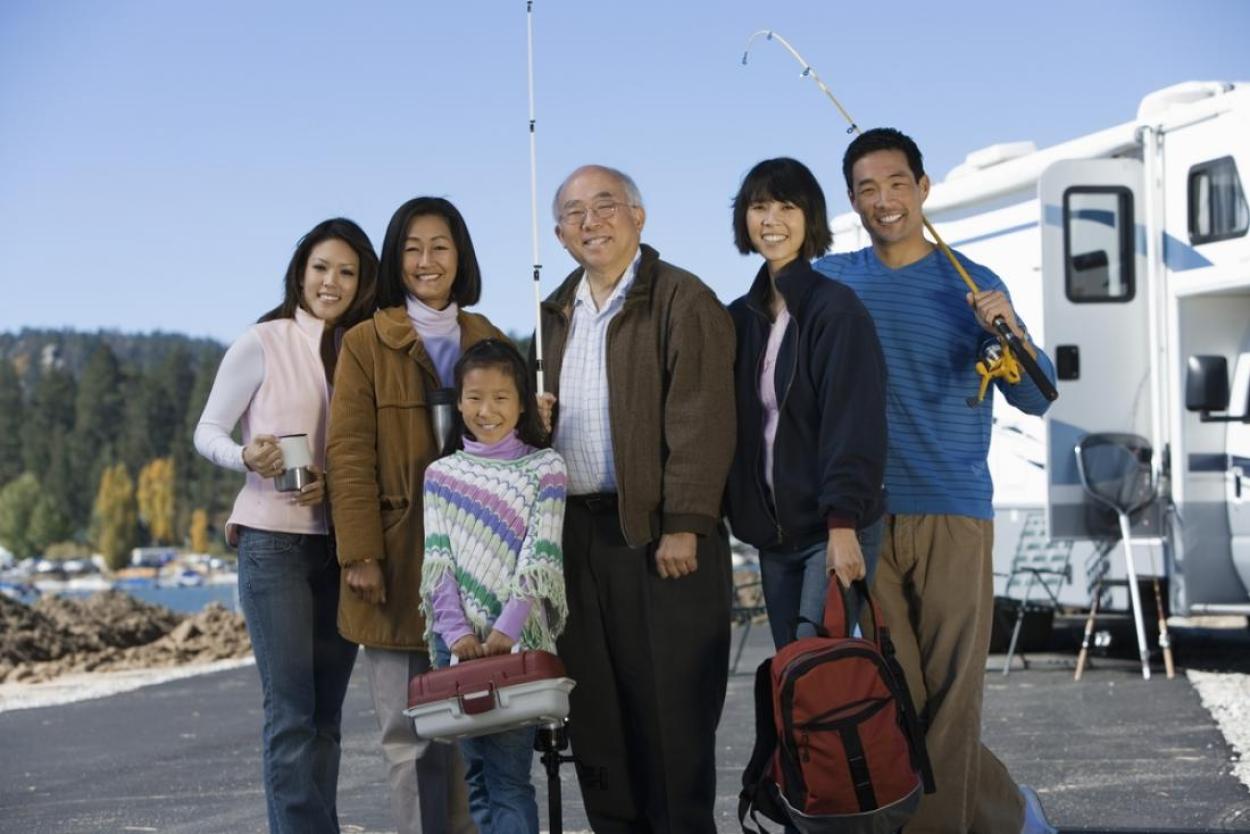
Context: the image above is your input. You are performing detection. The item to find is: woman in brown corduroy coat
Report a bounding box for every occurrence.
[328,197,503,834]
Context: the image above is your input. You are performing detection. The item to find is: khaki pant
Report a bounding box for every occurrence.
[363,647,476,834]
[873,515,1024,833]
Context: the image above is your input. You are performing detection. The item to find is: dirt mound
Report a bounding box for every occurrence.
[0,595,72,664]
[33,590,181,651]
[0,591,251,685]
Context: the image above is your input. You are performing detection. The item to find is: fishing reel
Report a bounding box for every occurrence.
[966,336,1022,407]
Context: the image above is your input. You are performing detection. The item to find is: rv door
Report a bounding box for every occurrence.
[1040,158,1152,538]
[1230,352,1250,587]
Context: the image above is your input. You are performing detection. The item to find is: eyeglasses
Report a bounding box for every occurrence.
[557,200,635,228]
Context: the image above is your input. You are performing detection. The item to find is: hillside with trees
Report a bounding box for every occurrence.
[0,330,236,566]
[0,327,533,566]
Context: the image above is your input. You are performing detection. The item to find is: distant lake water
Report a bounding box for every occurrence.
[57,584,240,614]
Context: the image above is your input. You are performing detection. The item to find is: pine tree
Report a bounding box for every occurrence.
[0,361,24,485]
[175,351,231,540]
[75,345,124,451]
[152,346,195,457]
[91,463,137,570]
[0,473,42,558]
[20,368,76,480]
[41,434,79,539]
[137,457,176,544]
[73,345,125,527]
[119,372,156,476]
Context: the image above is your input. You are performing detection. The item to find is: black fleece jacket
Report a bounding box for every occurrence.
[724,258,888,553]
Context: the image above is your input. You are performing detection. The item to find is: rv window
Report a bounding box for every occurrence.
[1063,187,1134,303]
[1189,156,1249,244]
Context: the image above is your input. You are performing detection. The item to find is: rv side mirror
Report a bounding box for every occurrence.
[1185,355,1230,418]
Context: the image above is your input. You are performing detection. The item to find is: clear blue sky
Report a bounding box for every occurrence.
[2,0,1247,343]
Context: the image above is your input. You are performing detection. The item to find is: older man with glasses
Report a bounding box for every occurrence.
[534,164,736,833]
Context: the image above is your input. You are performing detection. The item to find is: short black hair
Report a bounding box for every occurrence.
[376,197,482,309]
[448,338,548,452]
[842,128,926,192]
[259,217,379,330]
[731,157,832,260]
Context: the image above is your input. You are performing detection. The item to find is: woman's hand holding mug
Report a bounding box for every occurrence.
[292,465,326,506]
[243,434,284,478]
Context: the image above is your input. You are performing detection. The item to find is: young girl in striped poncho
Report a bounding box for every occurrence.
[419,338,567,834]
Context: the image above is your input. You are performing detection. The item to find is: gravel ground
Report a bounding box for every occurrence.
[1189,669,1250,789]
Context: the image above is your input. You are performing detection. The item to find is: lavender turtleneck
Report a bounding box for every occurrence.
[430,431,539,649]
[463,431,532,461]
[405,295,460,386]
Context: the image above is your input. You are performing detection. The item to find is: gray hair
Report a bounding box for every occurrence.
[551,164,645,221]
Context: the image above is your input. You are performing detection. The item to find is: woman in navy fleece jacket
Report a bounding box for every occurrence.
[723,157,889,648]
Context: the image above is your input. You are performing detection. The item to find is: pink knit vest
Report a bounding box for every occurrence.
[227,308,330,537]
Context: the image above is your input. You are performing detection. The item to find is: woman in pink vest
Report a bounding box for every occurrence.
[194,218,379,833]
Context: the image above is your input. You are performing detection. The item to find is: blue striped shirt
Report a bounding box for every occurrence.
[813,247,1055,519]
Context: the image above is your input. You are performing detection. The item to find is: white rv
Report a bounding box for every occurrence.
[830,81,1250,617]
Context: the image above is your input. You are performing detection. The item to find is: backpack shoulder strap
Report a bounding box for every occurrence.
[880,627,937,793]
[739,657,779,832]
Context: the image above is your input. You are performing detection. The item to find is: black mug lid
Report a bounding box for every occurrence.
[429,387,456,405]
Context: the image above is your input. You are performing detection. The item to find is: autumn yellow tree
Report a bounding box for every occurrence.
[91,463,138,570]
[137,457,175,544]
[189,508,210,554]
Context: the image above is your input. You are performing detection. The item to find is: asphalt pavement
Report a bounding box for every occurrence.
[2,617,1248,833]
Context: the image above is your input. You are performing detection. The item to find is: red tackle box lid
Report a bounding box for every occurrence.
[407,649,568,708]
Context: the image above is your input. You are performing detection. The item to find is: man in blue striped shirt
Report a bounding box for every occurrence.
[814,128,1058,834]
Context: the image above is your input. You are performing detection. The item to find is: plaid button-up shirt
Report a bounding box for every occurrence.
[553,251,640,496]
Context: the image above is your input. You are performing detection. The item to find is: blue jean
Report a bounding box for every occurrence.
[759,517,885,649]
[433,635,539,834]
[237,527,359,834]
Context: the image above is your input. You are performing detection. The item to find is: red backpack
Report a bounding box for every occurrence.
[739,580,934,833]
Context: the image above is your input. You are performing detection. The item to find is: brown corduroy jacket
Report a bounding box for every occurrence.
[327,305,504,649]
[538,244,736,548]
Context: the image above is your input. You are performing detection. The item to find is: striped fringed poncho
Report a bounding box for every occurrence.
[419,448,568,652]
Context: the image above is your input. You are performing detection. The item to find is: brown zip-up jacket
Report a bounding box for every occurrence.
[328,305,504,649]
[538,244,736,548]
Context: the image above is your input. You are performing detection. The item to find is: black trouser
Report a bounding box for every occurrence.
[558,496,732,834]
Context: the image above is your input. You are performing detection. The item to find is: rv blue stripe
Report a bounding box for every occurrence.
[948,221,1038,248]
[1041,204,1212,268]
[1164,232,1215,271]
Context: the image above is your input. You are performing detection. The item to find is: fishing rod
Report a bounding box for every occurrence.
[742,30,1058,406]
[527,0,545,393]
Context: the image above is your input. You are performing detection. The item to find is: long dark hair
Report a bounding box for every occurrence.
[447,339,547,453]
[257,218,378,382]
[258,217,379,327]
[376,197,482,309]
